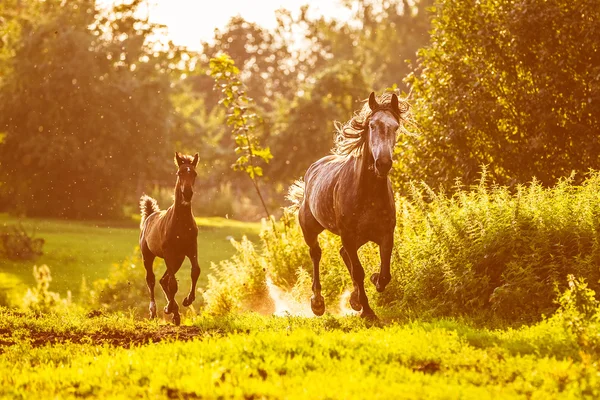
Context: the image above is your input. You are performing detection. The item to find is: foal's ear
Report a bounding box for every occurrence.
[192,153,199,167]
[368,92,378,111]
[391,93,399,112]
[174,152,184,167]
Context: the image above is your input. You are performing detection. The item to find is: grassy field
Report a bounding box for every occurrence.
[1,308,598,399]
[0,214,261,304]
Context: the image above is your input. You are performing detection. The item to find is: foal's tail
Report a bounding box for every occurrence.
[139,195,160,228]
[285,179,305,213]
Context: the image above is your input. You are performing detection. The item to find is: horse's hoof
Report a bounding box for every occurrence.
[164,304,171,315]
[182,295,194,307]
[149,302,157,319]
[172,313,181,326]
[350,291,362,311]
[370,273,389,293]
[311,294,325,316]
[360,310,378,321]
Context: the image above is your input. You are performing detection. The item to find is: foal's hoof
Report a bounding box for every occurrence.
[172,313,181,326]
[350,291,362,311]
[182,295,195,307]
[311,294,325,316]
[149,302,157,319]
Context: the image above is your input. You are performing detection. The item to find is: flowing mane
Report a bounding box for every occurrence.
[332,92,411,156]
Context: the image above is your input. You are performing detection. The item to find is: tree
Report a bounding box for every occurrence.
[405,0,600,189]
[0,0,191,218]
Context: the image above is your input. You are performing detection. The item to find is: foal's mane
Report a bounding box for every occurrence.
[332,92,411,157]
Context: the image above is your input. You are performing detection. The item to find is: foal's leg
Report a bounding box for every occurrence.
[340,247,362,311]
[141,243,157,318]
[182,250,201,307]
[160,254,185,325]
[342,239,376,319]
[370,233,393,292]
[299,205,325,316]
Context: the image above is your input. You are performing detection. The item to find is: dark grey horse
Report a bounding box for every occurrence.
[288,92,409,319]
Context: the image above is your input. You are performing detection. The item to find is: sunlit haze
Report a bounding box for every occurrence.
[98,0,351,50]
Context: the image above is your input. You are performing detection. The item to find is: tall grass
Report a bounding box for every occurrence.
[204,171,600,322]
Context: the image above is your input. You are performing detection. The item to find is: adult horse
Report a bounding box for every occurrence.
[139,152,200,325]
[288,92,409,319]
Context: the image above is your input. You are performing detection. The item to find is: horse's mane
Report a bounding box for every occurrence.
[332,92,411,157]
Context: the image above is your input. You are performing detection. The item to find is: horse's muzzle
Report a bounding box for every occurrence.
[375,157,392,177]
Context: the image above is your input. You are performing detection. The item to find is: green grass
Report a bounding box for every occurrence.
[0,214,261,303]
[1,309,598,399]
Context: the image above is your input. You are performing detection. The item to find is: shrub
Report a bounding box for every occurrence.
[0,223,44,260]
[85,249,147,314]
[207,170,600,323]
[22,265,70,313]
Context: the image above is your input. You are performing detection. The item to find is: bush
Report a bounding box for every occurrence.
[207,170,600,323]
[85,249,147,314]
[0,223,44,260]
[22,265,70,313]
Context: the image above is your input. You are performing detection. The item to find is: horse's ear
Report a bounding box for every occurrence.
[391,93,399,113]
[174,152,183,167]
[192,153,199,167]
[368,92,378,111]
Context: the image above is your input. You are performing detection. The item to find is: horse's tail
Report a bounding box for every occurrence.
[139,195,160,228]
[285,179,305,214]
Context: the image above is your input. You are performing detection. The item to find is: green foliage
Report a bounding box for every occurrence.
[203,237,272,316]
[85,250,147,314]
[1,310,600,399]
[209,54,273,179]
[406,0,600,190]
[0,222,44,260]
[0,0,192,218]
[554,275,600,355]
[209,53,274,220]
[22,265,70,314]
[216,171,600,322]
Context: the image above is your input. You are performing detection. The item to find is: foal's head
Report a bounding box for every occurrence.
[367,92,401,178]
[174,152,199,205]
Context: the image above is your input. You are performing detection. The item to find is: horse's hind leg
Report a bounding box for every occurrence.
[183,251,200,307]
[340,247,362,312]
[160,254,185,325]
[299,205,325,316]
[141,242,157,318]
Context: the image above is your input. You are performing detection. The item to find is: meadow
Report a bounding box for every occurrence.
[0,213,260,305]
[1,307,599,399]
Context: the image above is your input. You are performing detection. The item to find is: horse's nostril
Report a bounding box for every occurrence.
[375,158,392,175]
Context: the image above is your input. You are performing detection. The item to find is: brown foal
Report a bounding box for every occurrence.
[139,152,200,325]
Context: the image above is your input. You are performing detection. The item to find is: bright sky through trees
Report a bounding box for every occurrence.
[97,0,351,50]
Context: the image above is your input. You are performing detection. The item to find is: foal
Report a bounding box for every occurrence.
[139,152,200,325]
[288,92,409,319]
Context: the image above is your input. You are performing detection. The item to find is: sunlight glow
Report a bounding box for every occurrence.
[97,0,350,50]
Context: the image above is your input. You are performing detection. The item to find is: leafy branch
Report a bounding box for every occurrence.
[209,54,274,226]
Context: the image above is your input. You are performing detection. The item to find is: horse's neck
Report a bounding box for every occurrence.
[172,179,193,220]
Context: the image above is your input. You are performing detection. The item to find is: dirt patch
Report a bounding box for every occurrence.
[0,325,207,350]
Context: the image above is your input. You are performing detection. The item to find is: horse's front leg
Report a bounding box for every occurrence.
[160,254,185,325]
[371,233,393,292]
[342,238,376,319]
[182,250,200,307]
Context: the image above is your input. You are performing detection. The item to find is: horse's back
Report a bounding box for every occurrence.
[302,155,352,233]
[140,210,167,258]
